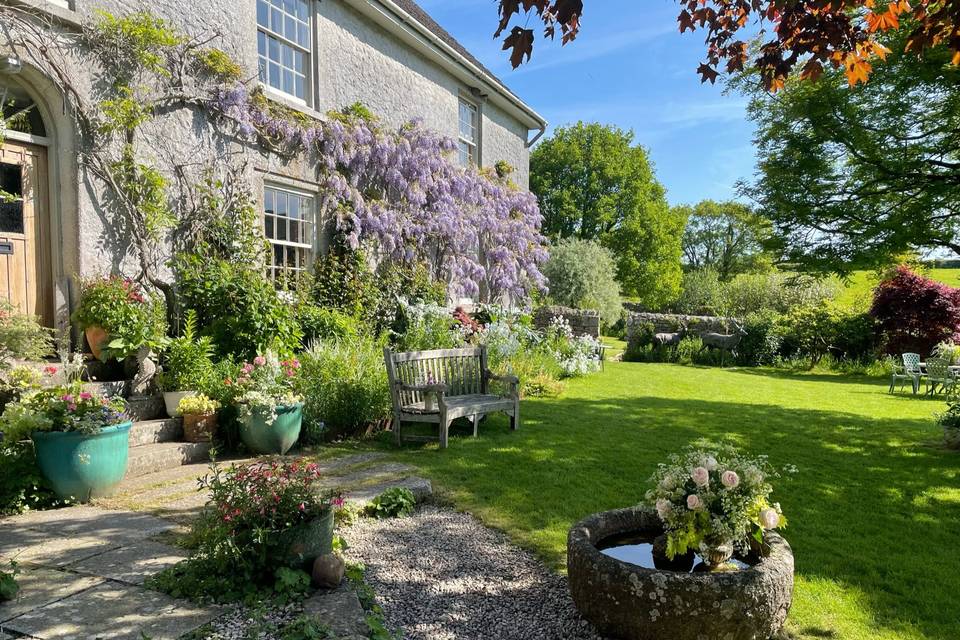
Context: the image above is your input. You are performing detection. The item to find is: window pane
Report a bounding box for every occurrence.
[274,244,284,267]
[264,188,274,214]
[282,44,293,68]
[295,75,304,98]
[288,196,299,220]
[285,16,296,41]
[275,191,287,216]
[298,23,309,48]
[264,215,274,239]
[276,218,287,241]
[268,37,280,61]
[297,0,309,20]
[282,69,294,93]
[257,0,269,26]
[269,62,280,87]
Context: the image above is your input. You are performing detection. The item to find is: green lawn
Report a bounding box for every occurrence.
[347,361,959,640]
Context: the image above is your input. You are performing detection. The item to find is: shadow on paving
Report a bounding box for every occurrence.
[391,389,959,640]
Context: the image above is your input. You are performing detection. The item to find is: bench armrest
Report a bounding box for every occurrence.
[396,382,448,395]
[485,370,519,385]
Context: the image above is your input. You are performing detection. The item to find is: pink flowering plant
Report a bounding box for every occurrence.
[645,444,790,559]
[195,459,341,582]
[0,381,127,442]
[228,352,302,424]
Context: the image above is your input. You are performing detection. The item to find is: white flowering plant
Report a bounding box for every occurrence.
[644,444,790,559]
[543,316,601,377]
[228,352,301,425]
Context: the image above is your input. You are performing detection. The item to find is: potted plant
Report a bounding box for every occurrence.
[645,444,788,571]
[231,353,302,455]
[72,276,167,362]
[178,393,220,443]
[157,311,214,417]
[0,380,130,501]
[936,402,960,450]
[199,459,342,574]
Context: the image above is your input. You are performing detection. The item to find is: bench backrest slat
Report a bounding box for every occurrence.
[385,346,487,406]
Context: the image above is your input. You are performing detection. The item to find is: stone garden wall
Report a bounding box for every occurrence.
[625,312,738,340]
[534,306,601,338]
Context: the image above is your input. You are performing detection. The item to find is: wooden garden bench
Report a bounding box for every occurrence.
[383,346,519,448]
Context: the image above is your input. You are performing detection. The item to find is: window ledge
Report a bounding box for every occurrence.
[6,0,81,29]
[260,85,326,123]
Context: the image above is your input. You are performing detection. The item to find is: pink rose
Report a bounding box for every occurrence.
[242,363,254,374]
[691,466,710,487]
[686,494,703,510]
[655,498,672,520]
[79,392,92,401]
[253,356,266,366]
[760,508,780,530]
[721,470,740,489]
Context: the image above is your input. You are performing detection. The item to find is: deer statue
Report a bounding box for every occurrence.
[699,321,748,357]
[653,321,688,348]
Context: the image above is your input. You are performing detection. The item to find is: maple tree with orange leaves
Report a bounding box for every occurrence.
[494,0,960,89]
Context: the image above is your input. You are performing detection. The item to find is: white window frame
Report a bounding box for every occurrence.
[457,97,480,168]
[257,0,313,105]
[263,183,317,286]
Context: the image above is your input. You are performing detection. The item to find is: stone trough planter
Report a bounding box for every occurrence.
[567,506,793,640]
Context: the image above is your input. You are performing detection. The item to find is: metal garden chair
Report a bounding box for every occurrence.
[925,357,956,395]
[890,352,923,394]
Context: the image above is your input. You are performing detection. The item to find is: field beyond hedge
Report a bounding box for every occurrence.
[352,360,959,640]
[835,268,960,309]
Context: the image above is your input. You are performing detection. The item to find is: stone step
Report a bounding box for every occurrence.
[128,418,183,448]
[124,442,212,479]
[125,395,165,422]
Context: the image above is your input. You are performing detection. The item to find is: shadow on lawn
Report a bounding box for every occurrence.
[399,391,959,640]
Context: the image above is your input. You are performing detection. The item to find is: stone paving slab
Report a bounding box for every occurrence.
[303,586,368,640]
[314,452,387,475]
[2,506,173,541]
[345,476,433,505]
[318,462,414,489]
[68,540,188,585]
[0,533,119,568]
[4,581,220,640]
[0,567,104,622]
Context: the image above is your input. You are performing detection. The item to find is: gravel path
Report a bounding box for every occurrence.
[344,505,603,640]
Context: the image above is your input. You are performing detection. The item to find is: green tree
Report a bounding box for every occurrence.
[738,29,960,274]
[542,238,622,325]
[678,200,772,280]
[531,121,685,306]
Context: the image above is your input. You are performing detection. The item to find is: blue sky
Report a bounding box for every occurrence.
[416,0,756,206]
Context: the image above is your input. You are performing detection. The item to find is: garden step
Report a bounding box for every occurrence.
[83,380,129,398]
[124,442,212,479]
[125,394,166,422]
[128,418,183,447]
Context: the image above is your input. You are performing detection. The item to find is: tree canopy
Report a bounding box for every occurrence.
[542,237,622,324]
[531,122,685,307]
[493,1,960,89]
[737,29,960,273]
[678,200,772,280]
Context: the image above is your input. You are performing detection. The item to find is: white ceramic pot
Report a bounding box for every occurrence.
[163,390,197,418]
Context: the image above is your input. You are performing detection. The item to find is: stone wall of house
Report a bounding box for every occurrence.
[534,306,601,338]
[2,0,538,329]
[625,312,739,340]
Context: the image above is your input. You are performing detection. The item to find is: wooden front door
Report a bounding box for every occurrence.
[0,140,52,325]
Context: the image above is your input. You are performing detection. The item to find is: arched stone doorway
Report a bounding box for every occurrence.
[0,70,76,331]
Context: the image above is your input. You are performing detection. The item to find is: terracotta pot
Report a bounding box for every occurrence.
[85,326,109,362]
[183,413,218,443]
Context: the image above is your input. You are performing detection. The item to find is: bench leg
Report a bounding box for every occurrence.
[471,414,479,437]
[439,410,450,449]
[510,402,520,431]
[393,411,403,446]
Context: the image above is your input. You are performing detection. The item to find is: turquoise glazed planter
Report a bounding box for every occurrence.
[32,421,132,502]
[280,508,335,570]
[239,402,302,455]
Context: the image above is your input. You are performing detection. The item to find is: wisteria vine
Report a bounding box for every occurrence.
[210,85,548,301]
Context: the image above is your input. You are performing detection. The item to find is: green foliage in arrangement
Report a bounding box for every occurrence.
[367,487,416,519]
[0,301,53,364]
[295,337,391,443]
[541,238,622,326]
[158,311,215,392]
[72,276,168,360]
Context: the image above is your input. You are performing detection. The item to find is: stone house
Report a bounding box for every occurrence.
[0,0,547,330]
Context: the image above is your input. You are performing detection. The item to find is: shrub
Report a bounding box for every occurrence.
[0,301,52,362]
[674,268,723,315]
[297,305,359,346]
[312,246,378,322]
[0,560,19,602]
[542,238,622,325]
[543,316,602,377]
[720,272,838,317]
[367,487,416,518]
[175,253,302,359]
[624,321,656,362]
[149,460,339,603]
[157,311,215,392]
[933,340,960,364]
[295,336,391,443]
[735,311,782,366]
[936,402,960,450]
[870,265,960,356]
[0,441,66,515]
[676,336,704,365]
[391,302,461,352]
[72,276,167,360]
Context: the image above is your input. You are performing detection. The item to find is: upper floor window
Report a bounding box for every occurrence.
[257,0,312,102]
[458,99,478,167]
[264,185,316,286]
